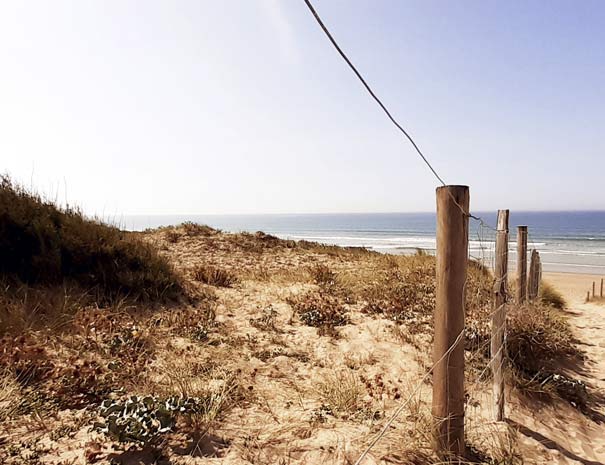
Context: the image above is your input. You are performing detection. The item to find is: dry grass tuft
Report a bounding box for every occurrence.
[0,281,90,334]
[507,304,578,374]
[192,265,238,288]
[154,357,244,436]
[507,303,585,405]
[249,305,280,332]
[0,368,20,421]
[310,264,337,286]
[540,281,567,309]
[316,369,365,418]
[182,221,219,237]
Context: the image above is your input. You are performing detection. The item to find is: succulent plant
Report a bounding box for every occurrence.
[94,395,204,444]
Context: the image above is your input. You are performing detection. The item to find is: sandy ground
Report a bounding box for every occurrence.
[544,273,605,305]
[510,272,605,464]
[4,224,605,465]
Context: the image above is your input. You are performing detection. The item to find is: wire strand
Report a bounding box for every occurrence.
[302,0,446,186]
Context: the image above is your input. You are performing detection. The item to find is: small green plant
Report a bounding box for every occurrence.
[94,395,206,445]
[288,291,348,336]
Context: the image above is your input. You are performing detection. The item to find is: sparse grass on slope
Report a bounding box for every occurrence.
[0,207,590,464]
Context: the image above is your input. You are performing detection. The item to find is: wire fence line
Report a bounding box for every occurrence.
[300,1,534,461]
[350,223,511,463]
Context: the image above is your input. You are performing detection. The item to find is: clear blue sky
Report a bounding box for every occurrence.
[1,1,604,215]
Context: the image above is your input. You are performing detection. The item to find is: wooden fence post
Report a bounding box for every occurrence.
[433,185,469,458]
[586,291,590,303]
[516,226,528,304]
[491,209,508,421]
[601,278,603,298]
[528,250,540,301]
[593,282,596,299]
[538,255,542,295]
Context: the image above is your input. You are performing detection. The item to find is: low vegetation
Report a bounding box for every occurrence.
[507,303,586,405]
[192,264,238,288]
[287,291,349,337]
[540,281,567,309]
[0,176,183,303]
[0,192,591,464]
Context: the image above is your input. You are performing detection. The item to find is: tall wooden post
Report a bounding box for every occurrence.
[433,185,469,458]
[516,226,528,304]
[491,210,508,421]
[601,278,603,298]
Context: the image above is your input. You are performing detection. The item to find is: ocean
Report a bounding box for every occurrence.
[118,211,605,275]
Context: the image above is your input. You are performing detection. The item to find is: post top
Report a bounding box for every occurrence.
[436,185,469,191]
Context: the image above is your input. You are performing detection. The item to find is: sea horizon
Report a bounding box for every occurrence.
[111,211,605,275]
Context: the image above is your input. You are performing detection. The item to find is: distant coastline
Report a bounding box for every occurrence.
[115,212,605,275]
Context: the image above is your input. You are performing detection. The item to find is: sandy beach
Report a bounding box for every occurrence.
[543,272,605,305]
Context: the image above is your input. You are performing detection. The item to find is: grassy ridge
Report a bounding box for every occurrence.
[0,176,183,303]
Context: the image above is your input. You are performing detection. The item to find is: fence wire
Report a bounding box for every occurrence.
[352,215,515,464]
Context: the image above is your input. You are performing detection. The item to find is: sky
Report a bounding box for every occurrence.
[1,0,604,216]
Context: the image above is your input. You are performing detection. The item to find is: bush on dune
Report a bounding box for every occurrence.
[507,303,586,406]
[507,303,577,375]
[0,176,183,304]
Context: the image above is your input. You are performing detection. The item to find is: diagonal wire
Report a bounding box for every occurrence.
[301,0,507,234]
[301,0,446,186]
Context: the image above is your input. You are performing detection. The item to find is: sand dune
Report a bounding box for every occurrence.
[511,272,605,464]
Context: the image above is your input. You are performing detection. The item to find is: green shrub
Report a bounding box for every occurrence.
[95,395,204,445]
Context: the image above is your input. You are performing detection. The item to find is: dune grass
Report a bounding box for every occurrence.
[0,192,589,464]
[540,281,567,309]
[0,176,184,304]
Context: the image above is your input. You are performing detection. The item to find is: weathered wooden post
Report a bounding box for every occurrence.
[538,254,542,295]
[491,209,508,421]
[601,278,603,298]
[527,250,539,301]
[586,291,591,303]
[528,250,542,301]
[433,185,469,458]
[593,281,596,299]
[516,226,528,304]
